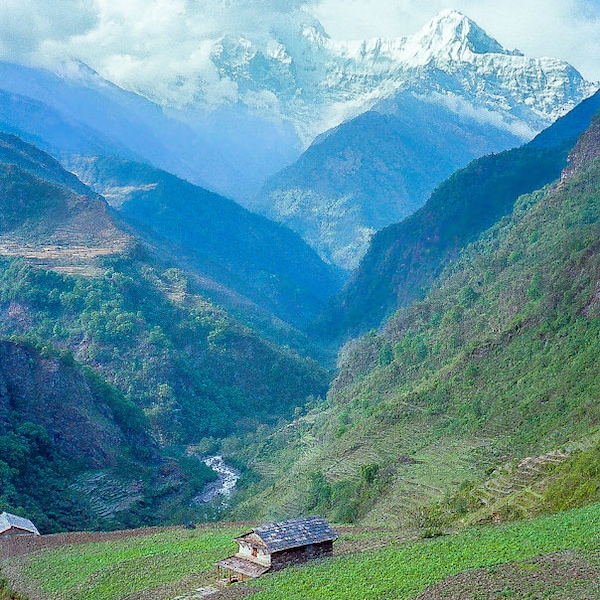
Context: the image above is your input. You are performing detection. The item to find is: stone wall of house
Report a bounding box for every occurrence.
[0,527,35,538]
[270,541,334,571]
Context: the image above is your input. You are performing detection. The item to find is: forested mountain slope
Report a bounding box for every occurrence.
[0,339,166,533]
[0,135,328,441]
[321,88,600,341]
[0,133,92,197]
[72,156,342,336]
[0,135,329,531]
[232,109,600,528]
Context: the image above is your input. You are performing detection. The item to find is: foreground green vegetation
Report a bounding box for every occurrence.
[542,443,600,512]
[250,503,600,600]
[0,577,25,600]
[17,527,238,600]
[3,503,600,599]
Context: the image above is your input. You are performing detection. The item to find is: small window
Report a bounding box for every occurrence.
[251,547,258,557]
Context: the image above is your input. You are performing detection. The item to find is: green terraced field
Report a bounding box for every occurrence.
[2,526,240,600]
[248,504,600,599]
[3,503,600,599]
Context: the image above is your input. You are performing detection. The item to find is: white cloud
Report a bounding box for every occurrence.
[0,0,98,61]
[7,0,321,107]
[423,92,538,139]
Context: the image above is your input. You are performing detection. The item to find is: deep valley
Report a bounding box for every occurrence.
[0,5,599,599]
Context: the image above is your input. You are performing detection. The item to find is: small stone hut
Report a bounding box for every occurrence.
[0,512,40,537]
[216,516,338,583]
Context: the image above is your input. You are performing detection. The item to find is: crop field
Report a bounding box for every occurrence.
[2,504,600,600]
[0,525,242,600]
[247,504,600,600]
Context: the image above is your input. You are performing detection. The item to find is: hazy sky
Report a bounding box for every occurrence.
[1,0,598,101]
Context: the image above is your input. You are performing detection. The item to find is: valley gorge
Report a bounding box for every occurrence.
[0,5,599,599]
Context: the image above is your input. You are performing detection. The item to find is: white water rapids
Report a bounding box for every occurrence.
[192,455,241,506]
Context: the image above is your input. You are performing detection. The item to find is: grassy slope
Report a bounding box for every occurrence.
[230,116,600,526]
[249,504,600,600]
[3,503,600,599]
[2,526,239,600]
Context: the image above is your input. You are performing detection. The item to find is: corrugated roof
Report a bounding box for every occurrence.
[0,512,40,536]
[216,556,270,578]
[239,516,338,553]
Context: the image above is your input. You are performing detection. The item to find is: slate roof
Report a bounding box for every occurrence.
[238,516,338,553]
[0,512,40,536]
[216,556,270,578]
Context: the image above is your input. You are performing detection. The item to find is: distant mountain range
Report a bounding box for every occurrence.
[0,10,595,208]
[0,61,300,201]
[209,9,595,143]
[245,10,597,269]
[251,91,523,269]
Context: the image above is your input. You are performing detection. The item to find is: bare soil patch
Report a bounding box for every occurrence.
[0,527,168,559]
[0,523,253,559]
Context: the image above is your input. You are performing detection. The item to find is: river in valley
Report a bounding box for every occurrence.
[192,455,241,506]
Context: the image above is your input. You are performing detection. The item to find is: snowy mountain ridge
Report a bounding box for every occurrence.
[0,10,595,204]
[209,9,596,144]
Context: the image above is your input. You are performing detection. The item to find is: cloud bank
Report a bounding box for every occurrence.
[1,0,319,106]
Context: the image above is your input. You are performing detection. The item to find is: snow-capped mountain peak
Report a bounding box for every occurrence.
[32,8,591,162]
[407,9,515,63]
[301,23,330,47]
[201,9,596,145]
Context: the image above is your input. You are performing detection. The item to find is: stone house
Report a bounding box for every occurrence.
[0,512,40,537]
[216,516,338,583]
